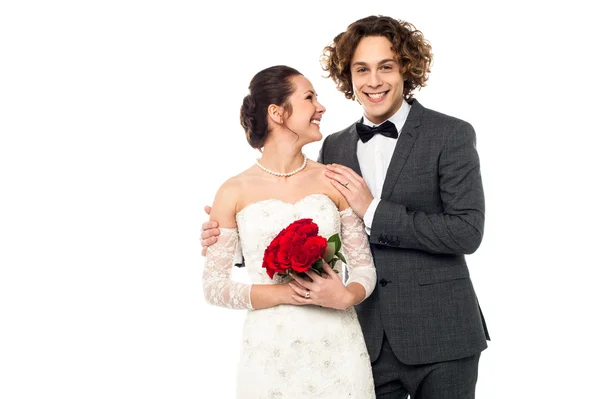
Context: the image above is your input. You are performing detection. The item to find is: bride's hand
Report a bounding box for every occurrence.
[288,262,355,310]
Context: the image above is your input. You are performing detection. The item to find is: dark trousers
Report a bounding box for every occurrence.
[373,334,481,399]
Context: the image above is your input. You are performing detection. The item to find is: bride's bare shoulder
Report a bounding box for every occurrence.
[306,159,326,171]
[215,167,259,200]
[231,165,265,190]
[305,160,349,210]
[303,160,328,180]
[211,168,259,227]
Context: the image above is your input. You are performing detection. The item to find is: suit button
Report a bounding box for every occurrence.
[379,279,389,287]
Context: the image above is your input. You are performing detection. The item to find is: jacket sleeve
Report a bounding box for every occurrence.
[369,121,485,255]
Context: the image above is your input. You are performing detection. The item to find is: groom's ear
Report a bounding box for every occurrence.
[267,104,284,125]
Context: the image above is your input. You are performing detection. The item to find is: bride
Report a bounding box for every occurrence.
[203,65,376,398]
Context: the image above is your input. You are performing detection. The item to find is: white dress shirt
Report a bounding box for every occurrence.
[359,99,411,235]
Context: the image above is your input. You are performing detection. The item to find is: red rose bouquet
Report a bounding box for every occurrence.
[262,218,346,279]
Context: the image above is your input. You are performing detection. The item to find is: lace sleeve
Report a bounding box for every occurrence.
[202,228,253,309]
[340,208,377,302]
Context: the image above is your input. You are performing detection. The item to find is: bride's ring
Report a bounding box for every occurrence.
[342,181,350,188]
[305,290,310,299]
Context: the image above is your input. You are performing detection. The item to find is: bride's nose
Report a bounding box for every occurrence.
[316,101,326,114]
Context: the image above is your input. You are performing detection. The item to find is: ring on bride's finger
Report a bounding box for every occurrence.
[305,290,310,299]
[342,181,350,187]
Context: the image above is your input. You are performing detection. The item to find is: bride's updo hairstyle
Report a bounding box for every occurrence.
[240,65,302,149]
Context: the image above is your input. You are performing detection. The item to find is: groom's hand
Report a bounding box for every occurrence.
[325,164,373,219]
[200,205,220,256]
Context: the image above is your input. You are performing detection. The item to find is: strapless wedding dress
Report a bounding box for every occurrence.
[203,194,376,398]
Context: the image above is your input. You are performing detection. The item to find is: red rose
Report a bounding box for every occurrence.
[262,247,281,279]
[297,223,318,237]
[304,235,327,264]
[291,247,311,272]
[277,234,294,265]
[289,231,307,246]
[287,219,313,232]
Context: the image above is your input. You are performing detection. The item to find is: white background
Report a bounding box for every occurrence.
[1,1,599,398]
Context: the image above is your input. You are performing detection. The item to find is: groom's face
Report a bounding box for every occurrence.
[350,36,405,124]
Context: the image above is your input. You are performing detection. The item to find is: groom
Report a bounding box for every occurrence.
[316,16,489,398]
[202,16,489,399]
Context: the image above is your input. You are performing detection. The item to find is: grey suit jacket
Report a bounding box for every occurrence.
[318,99,490,365]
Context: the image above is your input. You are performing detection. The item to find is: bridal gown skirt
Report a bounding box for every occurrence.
[236,303,375,398]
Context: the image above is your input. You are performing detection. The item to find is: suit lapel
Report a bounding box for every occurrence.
[380,99,424,200]
[343,123,363,177]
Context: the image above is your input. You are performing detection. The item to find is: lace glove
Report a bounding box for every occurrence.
[340,208,377,302]
[202,228,253,309]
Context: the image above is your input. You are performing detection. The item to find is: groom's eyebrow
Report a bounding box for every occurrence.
[352,58,397,67]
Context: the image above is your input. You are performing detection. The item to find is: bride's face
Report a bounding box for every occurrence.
[282,75,326,145]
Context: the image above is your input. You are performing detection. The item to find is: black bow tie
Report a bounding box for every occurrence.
[355,120,398,143]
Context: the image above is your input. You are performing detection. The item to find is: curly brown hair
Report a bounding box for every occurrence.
[321,16,433,101]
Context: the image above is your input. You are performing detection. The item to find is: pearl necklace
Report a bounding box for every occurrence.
[256,154,308,177]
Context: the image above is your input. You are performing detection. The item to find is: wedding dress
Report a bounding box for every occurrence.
[203,193,376,398]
